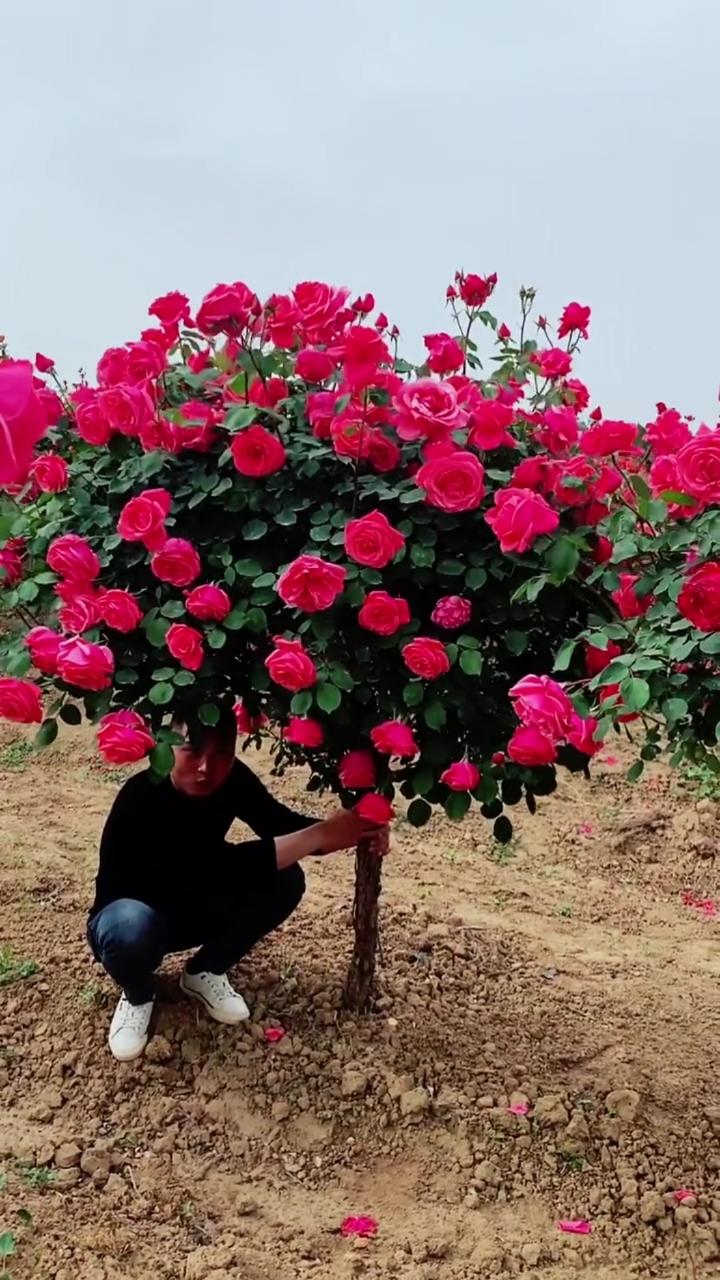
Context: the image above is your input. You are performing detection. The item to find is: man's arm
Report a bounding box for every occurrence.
[93,776,155,908]
[231,759,320,841]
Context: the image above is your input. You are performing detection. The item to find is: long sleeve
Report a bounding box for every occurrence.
[230,760,320,840]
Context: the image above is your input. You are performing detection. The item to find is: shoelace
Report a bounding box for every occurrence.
[117,999,150,1030]
[202,974,234,1002]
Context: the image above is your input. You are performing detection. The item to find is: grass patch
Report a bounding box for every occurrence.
[0,949,38,988]
[0,739,34,773]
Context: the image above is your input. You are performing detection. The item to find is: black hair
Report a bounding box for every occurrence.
[172,704,238,753]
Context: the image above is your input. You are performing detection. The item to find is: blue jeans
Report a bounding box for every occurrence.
[87,864,305,1005]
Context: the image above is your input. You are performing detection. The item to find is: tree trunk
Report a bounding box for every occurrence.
[344,837,382,1012]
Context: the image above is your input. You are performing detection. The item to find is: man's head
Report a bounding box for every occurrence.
[170,706,238,797]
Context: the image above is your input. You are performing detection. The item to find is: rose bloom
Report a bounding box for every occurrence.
[485,488,560,554]
[277,555,346,612]
[306,390,337,438]
[509,674,575,742]
[117,488,171,552]
[423,332,464,375]
[74,392,112,447]
[166,622,204,671]
[151,538,202,587]
[29,453,68,493]
[431,596,471,629]
[358,591,410,635]
[185,583,231,622]
[337,326,393,389]
[557,302,591,340]
[566,712,602,757]
[649,455,699,518]
[265,637,317,691]
[579,419,639,457]
[96,346,129,387]
[295,348,336,382]
[234,701,268,734]
[344,510,405,568]
[370,720,418,757]
[355,793,395,823]
[124,340,166,386]
[392,377,468,443]
[292,281,351,344]
[585,639,623,677]
[507,724,557,766]
[415,450,486,513]
[532,348,573,380]
[24,626,62,674]
[0,677,43,724]
[468,398,515,450]
[47,533,100,585]
[0,359,49,487]
[231,425,286,477]
[35,351,55,373]
[339,749,376,789]
[97,710,155,765]
[98,385,154,437]
[678,562,720,632]
[57,637,114,691]
[441,761,481,791]
[458,272,496,307]
[148,290,191,328]
[535,406,579,455]
[646,407,691,457]
[402,637,450,680]
[367,429,400,473]
[598,683,639,724]
[248,376,289,410]
[58,591,99,633]
[98,588,143,633]
[283,717,324,747]
[0,542,24,588]
[611,572,652,620]
[676,435,720,505]
[196,281,259,335]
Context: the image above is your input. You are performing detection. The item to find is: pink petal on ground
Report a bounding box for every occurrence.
[341,1216,378,1238]
[264,1027,285,1043]
[557,1220,592,1235]
[579,823,594,835]
[599,755,618,765]
[674,1189,695,1203]
[700,899,717,917]
[508,1103,529,1115]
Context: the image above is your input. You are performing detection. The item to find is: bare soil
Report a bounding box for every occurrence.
[1,725,720,1279]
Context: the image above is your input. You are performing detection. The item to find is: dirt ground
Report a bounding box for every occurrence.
[1,726,720,1279]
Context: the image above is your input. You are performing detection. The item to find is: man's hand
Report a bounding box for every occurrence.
[364,825,390,857]
[319,808,390,856]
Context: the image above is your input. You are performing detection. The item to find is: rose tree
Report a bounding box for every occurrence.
[1,276,719,1008]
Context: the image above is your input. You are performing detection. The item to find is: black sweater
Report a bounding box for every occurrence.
[90,759,317,920]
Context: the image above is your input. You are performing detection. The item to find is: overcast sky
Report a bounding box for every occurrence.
[1,0,717,424]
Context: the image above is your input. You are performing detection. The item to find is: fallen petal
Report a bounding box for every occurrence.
[508,1103,529,1116]
[579,823,593,835]
[674,1189,695,1203]
[341,1216,378,1239]
[264,1027,285,1044]
[557,1220,592,1235]
[600,755,618,765]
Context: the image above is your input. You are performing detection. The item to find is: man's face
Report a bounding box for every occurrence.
[170,727,236,797]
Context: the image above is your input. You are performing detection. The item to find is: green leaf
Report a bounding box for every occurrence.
[525,574,547,603]
[235,559,262,576]
[0,1233,15,1260]
[424,700,446,730]
[437,558,465,577]
[253,572,276,588]
[407,797,432,827]
[207,629,227,650]
[620,677,650,712]
[115,668,138,685]
[403,682,424,707]
[444,791,471,821]
[505,630,527,655]
[662,697,688,724]
[465,567,487,591]
[244,607,266,632]
[243,519,268,541]
[410,545,435,568]
[553,638,578,672]
[290,691,313,715]
[149,682,174,705]
[151,667,175,681]
[34,718,58,748]
[411,767,435,796]
[626,760,644,783]
[173,670,196,686]
[199,703,220,726]
[224,609,247,630]
[3,649,31,677]
[225,404,259,431]
[316,683,341,714]
[59,703,82,726]
[546,536,580,583]
[700,633,720,655]
[149,743,175,777]
[459,649,483,676]
[144,617,171,647]
[160,600,185,618]
[493,815,513,844]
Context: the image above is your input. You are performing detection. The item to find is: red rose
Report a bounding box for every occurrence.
[185,584,232,622]
[566,712,601,756]
[124,341,166,386]
[276,555,346,613]
[358,591,410,635]
[344,510,405,568]
[507,725,557,766]
[415,450,485,513]
[24,626,61,674]
[402,637,450,680]
[579,420,639,457]
[231,425,286,477]
[58,591,99,633]
[35,352,55,373]
[676,436,720,505]
[532,348,573,379]
[557,302,591,340]
[355,793,395,823]
[98,589,143,633]
[306,391,337,438]
[97,710,155,765]
[339,749,376,789]
[423,333,464,375]
[0,677,43,723]
[646,408,691,457]
[336,326,393,390]
[485,487,560,553]
[74,392,112,447]
[431,596,471,629]
[509,674,575,742]
[441,761,481,791]
[392,377,468,442]
[47,533,100,585]
[248,377,289,409]
[467,398,515,450]
[166,622,204,671]
[611,572,652,620]
[196,281,259,336]
[57,637,114,691]
[678,562,720,632]
[367,430,400,473]
[265,637,317,691]
[148,291,191,328]
[292,281,351,344]
[117,488,171,552]
[96,347,129,387]
[284,717,324,747]
[0,542,24,588]
[649,455,698,517]
[151,538,201,588]
[98,385,153,436]
[535,406,579,455]
[295,348,336,382]
[0,359,48,487]
[585,640,622,677]
[234,701,268,734]
[370,720,418,757]
[458,272,496,308]
[29,452,68,493]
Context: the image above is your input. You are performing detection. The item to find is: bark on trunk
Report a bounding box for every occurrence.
[344,837,382,1012]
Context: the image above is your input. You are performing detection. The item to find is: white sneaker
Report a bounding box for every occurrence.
[108,995,154,1061]
[180,969,250,1025]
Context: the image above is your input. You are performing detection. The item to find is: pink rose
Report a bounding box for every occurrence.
[507,725,557,766]
[402,637,450,680]
[277,555,346,613]
[35,352,55,373]
[368,430,401,473]
[0,677,43,723]
[344,511,405,568]
[47,533,100,585]
[355,793,395,823]
[98,385,153,436]
[295,348,336,382]
[166,623,204,671]
[0,359,48,487]
[96,347,129,387]
[97,710,155,765]
[566,713,601,757]
[339,749,377,789]
[392,377,468,442]
[585,640,622,677]
[185,584,231,622]
[611,572,652,620]
[124,341,166,386]
[29,453,68,493]
[284,717,324,747]
[557,302,591,340]
[370,720,418,757]
[468,398,515,450]
[458,272,497,307]
[151,538,202,587]
[231,426,286,477]
[485,487,560,553]
[441,761,481,791]
[265,637,317,691]
[532,348,573,379]
[234,702,268,734]
[415,451,486,513]
[358,591,410,635]
[509,675,575,742]
[24,626,61,675]
[431,596,471,629]
[98,589,143,633]
[196,281,259,335]
[58,591,99,633]
[148,290,191,328]
[0,542,24,588]
[675,435,720,505]
[117,488,172,552]
[292,281,352,344]
[423,333,464,375]
[57,637,114,691]
[74,392,112,447]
